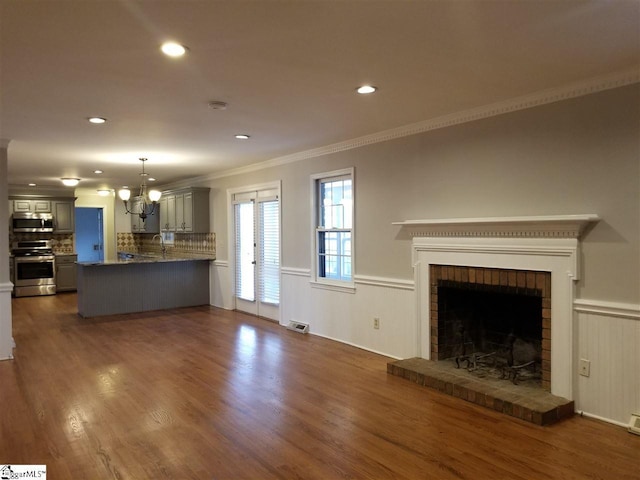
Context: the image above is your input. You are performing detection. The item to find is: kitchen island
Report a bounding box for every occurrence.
[77,253,214,318]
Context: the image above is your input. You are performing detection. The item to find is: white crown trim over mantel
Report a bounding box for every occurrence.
[394,214,600,239]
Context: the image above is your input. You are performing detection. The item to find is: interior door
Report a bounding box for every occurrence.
[233,189,280,321]
[75,207,104,262]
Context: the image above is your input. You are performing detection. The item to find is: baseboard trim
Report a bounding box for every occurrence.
[576,410,630,429]
[308,330,402,361]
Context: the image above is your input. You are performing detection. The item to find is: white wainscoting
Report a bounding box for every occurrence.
[281,267,417,359]
[0,282,14,360]
[210,260,234,310]
[574,299,640,426]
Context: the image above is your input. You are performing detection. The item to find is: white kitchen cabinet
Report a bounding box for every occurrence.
[12,199,51,213]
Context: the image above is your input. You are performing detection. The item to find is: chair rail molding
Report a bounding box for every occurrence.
[574,299,640,320]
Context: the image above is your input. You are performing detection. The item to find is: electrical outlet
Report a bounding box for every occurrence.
[373,317,380,329]
[579,358,591,377]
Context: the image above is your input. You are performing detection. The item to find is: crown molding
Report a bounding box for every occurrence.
[179,68,640,185]
[393,214,601,239]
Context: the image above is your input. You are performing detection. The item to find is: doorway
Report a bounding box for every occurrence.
[231,185,280,321]
[75,207,104,262]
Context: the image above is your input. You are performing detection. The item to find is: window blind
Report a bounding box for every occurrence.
[259,199,280,305]
[234,201,255,302]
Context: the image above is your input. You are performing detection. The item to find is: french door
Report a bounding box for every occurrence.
[233,187,280,321]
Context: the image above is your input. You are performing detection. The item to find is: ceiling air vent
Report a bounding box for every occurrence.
[208,100,228,110]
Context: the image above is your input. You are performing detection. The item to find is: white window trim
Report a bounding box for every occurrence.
[310,167,355,292]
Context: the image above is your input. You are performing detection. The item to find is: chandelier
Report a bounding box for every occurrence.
[118,158,162,221]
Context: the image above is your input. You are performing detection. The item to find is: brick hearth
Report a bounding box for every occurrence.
[387,358,574,425]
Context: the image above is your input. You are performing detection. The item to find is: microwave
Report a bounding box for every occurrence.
[12,212,55,232]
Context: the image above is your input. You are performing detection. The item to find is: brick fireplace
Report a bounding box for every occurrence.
[430,264,551,390]
[388,214,599,423]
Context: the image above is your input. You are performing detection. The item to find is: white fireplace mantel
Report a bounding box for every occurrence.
[393,214,600,238]
[404,214,601,401]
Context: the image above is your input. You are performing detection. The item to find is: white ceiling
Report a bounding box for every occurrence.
[1,1,639,192]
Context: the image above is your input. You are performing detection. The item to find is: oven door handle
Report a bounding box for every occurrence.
[14,256,55,263]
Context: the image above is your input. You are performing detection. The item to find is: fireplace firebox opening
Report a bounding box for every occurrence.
[430,265,551,390]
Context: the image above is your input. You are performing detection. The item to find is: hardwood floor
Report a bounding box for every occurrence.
[2,293,639,479]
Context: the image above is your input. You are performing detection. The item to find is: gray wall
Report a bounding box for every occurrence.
[202,84,639,304]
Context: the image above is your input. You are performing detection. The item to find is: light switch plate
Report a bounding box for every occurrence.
[579,359,591,377]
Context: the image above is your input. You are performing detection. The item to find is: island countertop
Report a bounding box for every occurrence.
[78,251,215,266]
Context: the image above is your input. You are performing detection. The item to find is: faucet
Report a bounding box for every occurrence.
[152,234,166,257]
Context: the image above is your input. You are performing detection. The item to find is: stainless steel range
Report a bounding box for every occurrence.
[12,240,56,297]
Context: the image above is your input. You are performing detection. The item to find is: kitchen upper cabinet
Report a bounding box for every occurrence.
[160,188,209,233]
[159,197,168,231]
[9,196,74,232]
[12,199,51,213]
[130,196,160,234]
[56,254,77,292]
[130,198,142,232]
[53,200,75,233]
[160,195,176,231]
[175,193,185,231]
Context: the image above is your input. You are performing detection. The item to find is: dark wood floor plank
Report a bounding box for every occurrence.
[1,293,638,479]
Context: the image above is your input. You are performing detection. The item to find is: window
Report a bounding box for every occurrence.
[313,168,353,285]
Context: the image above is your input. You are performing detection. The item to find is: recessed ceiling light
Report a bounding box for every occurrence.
[148,177,156,182]
[94,169,104,174]
[235,134,250,140]
[88,117,107,124]
[356,85,377,94]
[61,178,80,187]
[28,183,36,187]
[161,42,188,57]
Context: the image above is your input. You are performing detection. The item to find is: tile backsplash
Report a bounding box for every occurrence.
[9,231,216,258]
[117,232,216,258]
[9,232,75,254]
